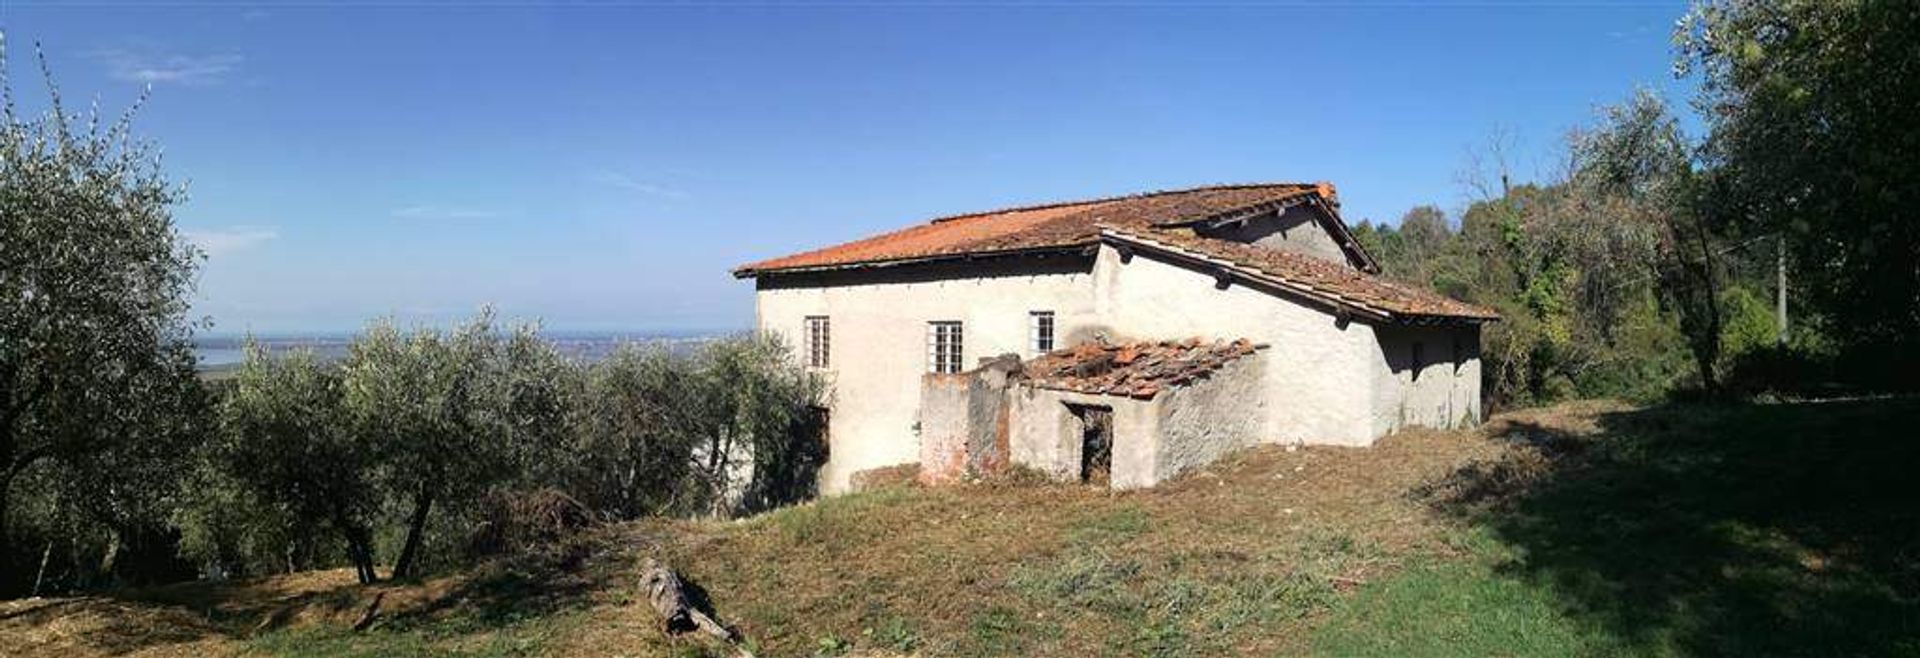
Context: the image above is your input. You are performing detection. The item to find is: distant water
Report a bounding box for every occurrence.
[194,330,733,369]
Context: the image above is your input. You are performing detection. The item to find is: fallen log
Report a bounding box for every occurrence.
[351,591,386,632]
[639,558,734,642]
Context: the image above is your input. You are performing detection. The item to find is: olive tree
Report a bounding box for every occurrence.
[213,346,383,583]
[0,37,203,592]
[340,311,572,580]
[699,335,828,515]
[562,335,824,519]
[565,344,704,518]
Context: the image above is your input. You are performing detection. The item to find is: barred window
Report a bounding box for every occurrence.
[1029,311,1056,354]
[928,321,963,374]
[805,316,830,368]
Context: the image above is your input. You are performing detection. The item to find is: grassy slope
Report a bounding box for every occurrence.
[4,398,1915,657]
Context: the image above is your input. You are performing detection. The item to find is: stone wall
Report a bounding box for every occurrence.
[999,350,1267,490]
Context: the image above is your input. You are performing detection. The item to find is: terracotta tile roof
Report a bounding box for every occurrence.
[734,183,1326,276]
[1103,227,1500,322]
[1022,338,1264,400]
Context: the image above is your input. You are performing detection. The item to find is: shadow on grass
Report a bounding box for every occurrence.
[0,530,633,656]
[376,533,621,633]
[0,576,371,657]
[1426,397,1920,656]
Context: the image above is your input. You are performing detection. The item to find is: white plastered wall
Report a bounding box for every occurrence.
[1154,353,1267,482]
[755,261,1097,493]
[1369,324,1485,435]
[1093,245,1381,445]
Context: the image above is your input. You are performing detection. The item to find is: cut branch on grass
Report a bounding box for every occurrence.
[638,557,754,657]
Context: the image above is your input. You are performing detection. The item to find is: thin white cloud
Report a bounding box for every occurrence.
[1607,24,1656,40]
[88,48,243,86]
[591,171,689,200]
[184,226,277,257]
[390,206,500,221]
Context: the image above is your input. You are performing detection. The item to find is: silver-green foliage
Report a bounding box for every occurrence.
[0,36,203,591]
[563,334,826,519]
[210,345,383,582]
[339,310,574,579]
[197,313,825,580]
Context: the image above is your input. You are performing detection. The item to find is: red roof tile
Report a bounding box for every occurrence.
[1104,227,1499,321]
[1022,338,1264,399]
[733,183,1325,275]
[733,181,1494,322]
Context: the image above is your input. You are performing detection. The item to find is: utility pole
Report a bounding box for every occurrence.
[1777,235,1789,346]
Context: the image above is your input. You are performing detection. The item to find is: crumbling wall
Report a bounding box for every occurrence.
[917,374,974,484]
[917,355,1020,484]
[1155,353,1266,483]
[1106,398,1163,490]
[1005,386,1160,489]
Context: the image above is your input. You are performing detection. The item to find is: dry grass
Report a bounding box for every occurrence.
[0,407,1589,658]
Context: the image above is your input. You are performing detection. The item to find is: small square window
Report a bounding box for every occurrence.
[805,316,829,368]
[1029,311,1056,354]
[928,321,963,374]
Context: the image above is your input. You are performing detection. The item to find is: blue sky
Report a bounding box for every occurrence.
[2,2,1691,333]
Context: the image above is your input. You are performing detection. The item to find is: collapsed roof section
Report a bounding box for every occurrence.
[1021,338,1265,400]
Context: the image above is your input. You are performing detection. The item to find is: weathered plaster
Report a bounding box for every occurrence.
[1154,353,1267,483]
[916,357,1018,484]
[1095,244,1380,445]
[1005,386,1160,488]
[1370,324,1484,435]
[998,350,1264,490]
[1198,205,1353,266]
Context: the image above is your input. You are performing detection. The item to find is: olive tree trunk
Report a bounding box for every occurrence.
[391,489,434,580]
[335,512,379,584]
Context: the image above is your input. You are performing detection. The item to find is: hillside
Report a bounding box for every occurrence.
[4,398,1915,657]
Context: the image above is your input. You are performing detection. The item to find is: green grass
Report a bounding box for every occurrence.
[247,609,590,658]
[1313,532,1642,657]
[1353,398,1920,657]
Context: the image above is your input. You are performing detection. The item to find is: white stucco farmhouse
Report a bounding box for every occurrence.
[734,183,1498,494]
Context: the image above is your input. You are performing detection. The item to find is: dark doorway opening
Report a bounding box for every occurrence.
[1070,404,1113,485]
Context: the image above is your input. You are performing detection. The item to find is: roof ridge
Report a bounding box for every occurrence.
[925,182,1316,224]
